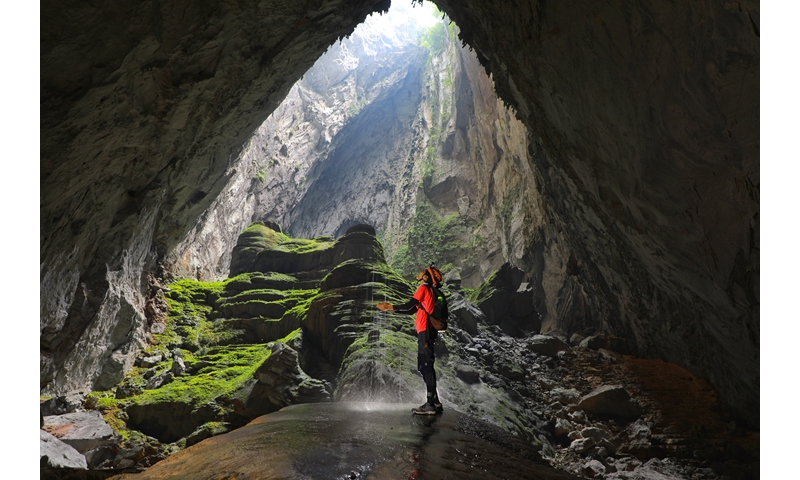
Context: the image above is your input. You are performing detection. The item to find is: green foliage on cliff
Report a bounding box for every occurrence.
[390,199,463,277]
[419,22,446,56]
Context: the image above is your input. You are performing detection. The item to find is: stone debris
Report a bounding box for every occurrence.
[170,356,186,376]
[40,392,85,416]
[554,418,573,439]
[526,334,571,357]
[40,430,88,469]
[455,363,481,384]
[577,385,642,420]
[42,410,118,453]
[138,354,163,368]
[145,371,174,390]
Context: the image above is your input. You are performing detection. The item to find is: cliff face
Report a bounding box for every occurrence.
[434,0,760,427]
[166,14,537,292]
[40,0,759,428]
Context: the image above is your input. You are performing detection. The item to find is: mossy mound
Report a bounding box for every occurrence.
[87,222,502,465]
[320,258,410,294]
[229,222,291,275]
[231,223,387,279]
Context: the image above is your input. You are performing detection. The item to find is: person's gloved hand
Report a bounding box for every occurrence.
[376,302,393,311]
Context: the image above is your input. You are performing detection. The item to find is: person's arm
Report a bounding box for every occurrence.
[375,298,419,313]
[376,285,425,313]
[392,298,419,314]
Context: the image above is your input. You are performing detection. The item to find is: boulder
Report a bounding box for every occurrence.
[471,263,541,337]
[580,426,612,443]
[84,445,117,469]
[582,459,606,477]
[40,392,85,416]
[145,371,174,390]
[569,332,586,346]
[525,335,570,357]
[579,333,631,355]
[42,410,118,453]
[249,343,331,409]
[570,437,596,454]
[448,292,483,335]
[115,382,143,399]
[550,387,581,405]
[40,430,88,469]
[581,426,617,455]
[554,418,573,439]
[171,356,186,376]
[455,364,481,384]
[577,385,642,420]
[138,354,163,368]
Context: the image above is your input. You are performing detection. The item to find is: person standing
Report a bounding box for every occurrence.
[377,265,444,414]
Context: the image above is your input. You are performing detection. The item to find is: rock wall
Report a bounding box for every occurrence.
[41,0,392,394]
[435,0,760,426]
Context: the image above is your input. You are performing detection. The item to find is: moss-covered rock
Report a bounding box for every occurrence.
[229,222,290,275]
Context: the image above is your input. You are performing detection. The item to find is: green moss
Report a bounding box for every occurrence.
[277,237,335,254]
[131,344,272,407]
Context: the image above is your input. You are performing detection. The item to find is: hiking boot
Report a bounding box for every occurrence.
[412,403,437,415]
[434,403,443,414]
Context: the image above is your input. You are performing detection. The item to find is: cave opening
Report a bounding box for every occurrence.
[185,0,525,290]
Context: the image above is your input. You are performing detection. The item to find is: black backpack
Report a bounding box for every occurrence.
[427,285,448,331]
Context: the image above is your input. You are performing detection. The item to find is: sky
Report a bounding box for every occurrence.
[7,0,790,473]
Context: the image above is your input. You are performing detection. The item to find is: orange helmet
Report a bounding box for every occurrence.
[417,264,442,286]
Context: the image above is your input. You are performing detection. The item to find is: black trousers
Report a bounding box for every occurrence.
[417,327,438,390]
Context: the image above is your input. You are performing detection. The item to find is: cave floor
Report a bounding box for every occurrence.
[108,402,581,480]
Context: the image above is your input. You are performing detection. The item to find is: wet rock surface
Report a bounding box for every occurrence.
[108,403,581,480]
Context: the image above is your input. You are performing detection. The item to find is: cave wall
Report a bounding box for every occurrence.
[40,0,759,427]
[40,0,392,393]
[435,0,760,427]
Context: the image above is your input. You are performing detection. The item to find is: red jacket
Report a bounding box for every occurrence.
[412,284,435,333]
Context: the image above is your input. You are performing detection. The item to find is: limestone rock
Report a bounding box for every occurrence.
[550,387,581,405]
[40,0,761,431]
[42,410,118,453]
[138,354,163,368]
[570,437,596,454]
[578,385,642,420]
[455,364,481,384]
[579,333,631,355]
[526,335,570,357]
[554,418,573,439]
[251,343,331,408]
[170,356,186,376]
[145,371,174,390]
[40,392,85,416]
[582,459,606,477]
[448,292,483,336]
[84,445,117,469]
[471,263,541,337]
[40,430,88,469]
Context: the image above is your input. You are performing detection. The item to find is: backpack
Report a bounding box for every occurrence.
[427,285,448,331]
